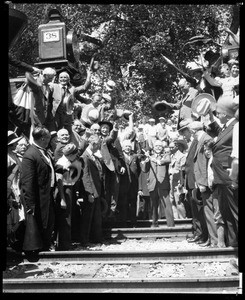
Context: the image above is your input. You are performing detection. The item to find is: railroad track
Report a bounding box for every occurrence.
[3,219,241,294]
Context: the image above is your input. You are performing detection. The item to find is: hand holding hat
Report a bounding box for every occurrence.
[192,93,216,116]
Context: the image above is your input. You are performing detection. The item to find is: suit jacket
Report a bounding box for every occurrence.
[208,119,238,169]
[193,131,212,187]
[21,144,55,228]
[50,83,75,117]
[120,153,141,192]
[141,154,171,191]
[81,150,104,198]
[184,138,198,190]
[107,137,125,173]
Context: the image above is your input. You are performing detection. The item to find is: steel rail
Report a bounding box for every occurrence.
[6,247,238,263]
[3,276,240,293]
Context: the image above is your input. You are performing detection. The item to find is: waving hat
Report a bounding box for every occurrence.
[152,100,172,112]
[192,93,216,116]
[63,94,75,115]
[98,120,113,132]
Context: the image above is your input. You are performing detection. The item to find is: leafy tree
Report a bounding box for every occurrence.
[8,3,239,121]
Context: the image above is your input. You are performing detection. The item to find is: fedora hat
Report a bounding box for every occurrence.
[62,142,78,156]
[152,100,172,112]
[192,93,216,116]
[114,108,132,121]
[204,50,220,66]
[8,130,22,146]
[98,120,113,132]
[178,118,192,132]
[63,94,75,115]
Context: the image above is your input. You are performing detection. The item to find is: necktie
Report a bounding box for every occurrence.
[101,142,115,171]
[61,86,66,100]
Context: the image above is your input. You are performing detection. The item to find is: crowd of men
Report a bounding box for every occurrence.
[7,47,239,254]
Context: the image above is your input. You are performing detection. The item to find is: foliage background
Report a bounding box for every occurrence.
[8,3,240,121]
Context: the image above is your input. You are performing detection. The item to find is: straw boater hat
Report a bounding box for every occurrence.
[8,130,22,146]
[191,93,216,116]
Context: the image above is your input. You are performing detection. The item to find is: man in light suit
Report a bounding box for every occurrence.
[141,140,174,228]
[206,95,239,247]
[21,126,56,252]
[49,70,91,131]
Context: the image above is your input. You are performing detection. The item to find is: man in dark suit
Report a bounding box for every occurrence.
[190,121,216,247]
[80,134,104,246]
[99,120,126,221]
[206,95,239,247]
[117,140,141,227]
[21,126,56,252]
[179,123,207,243]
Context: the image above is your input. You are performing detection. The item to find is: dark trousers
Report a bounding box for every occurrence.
[213,184,238,247]
[201,188,218,246]
[104,169,120,214]
[117,184,138,226]
[56,186,73,250]
[150,188,174,227]
[187,188,208,240]
[80,197,102,245]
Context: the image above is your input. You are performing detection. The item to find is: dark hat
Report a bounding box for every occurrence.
[152,100,172,112]
[98,120,113,132]
[8,130,22,146]
[174,138,188,151]
[62,143,78,156]
[204,50,220,66]
[191,93,216,116]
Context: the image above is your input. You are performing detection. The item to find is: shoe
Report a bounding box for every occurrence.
[198,240,211,247]
[187,235,201,243]
[218,243,226,248]
[196,239,208,245]
[151,223,159,228]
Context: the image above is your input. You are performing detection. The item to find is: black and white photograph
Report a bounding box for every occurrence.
[4,2,241,294]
